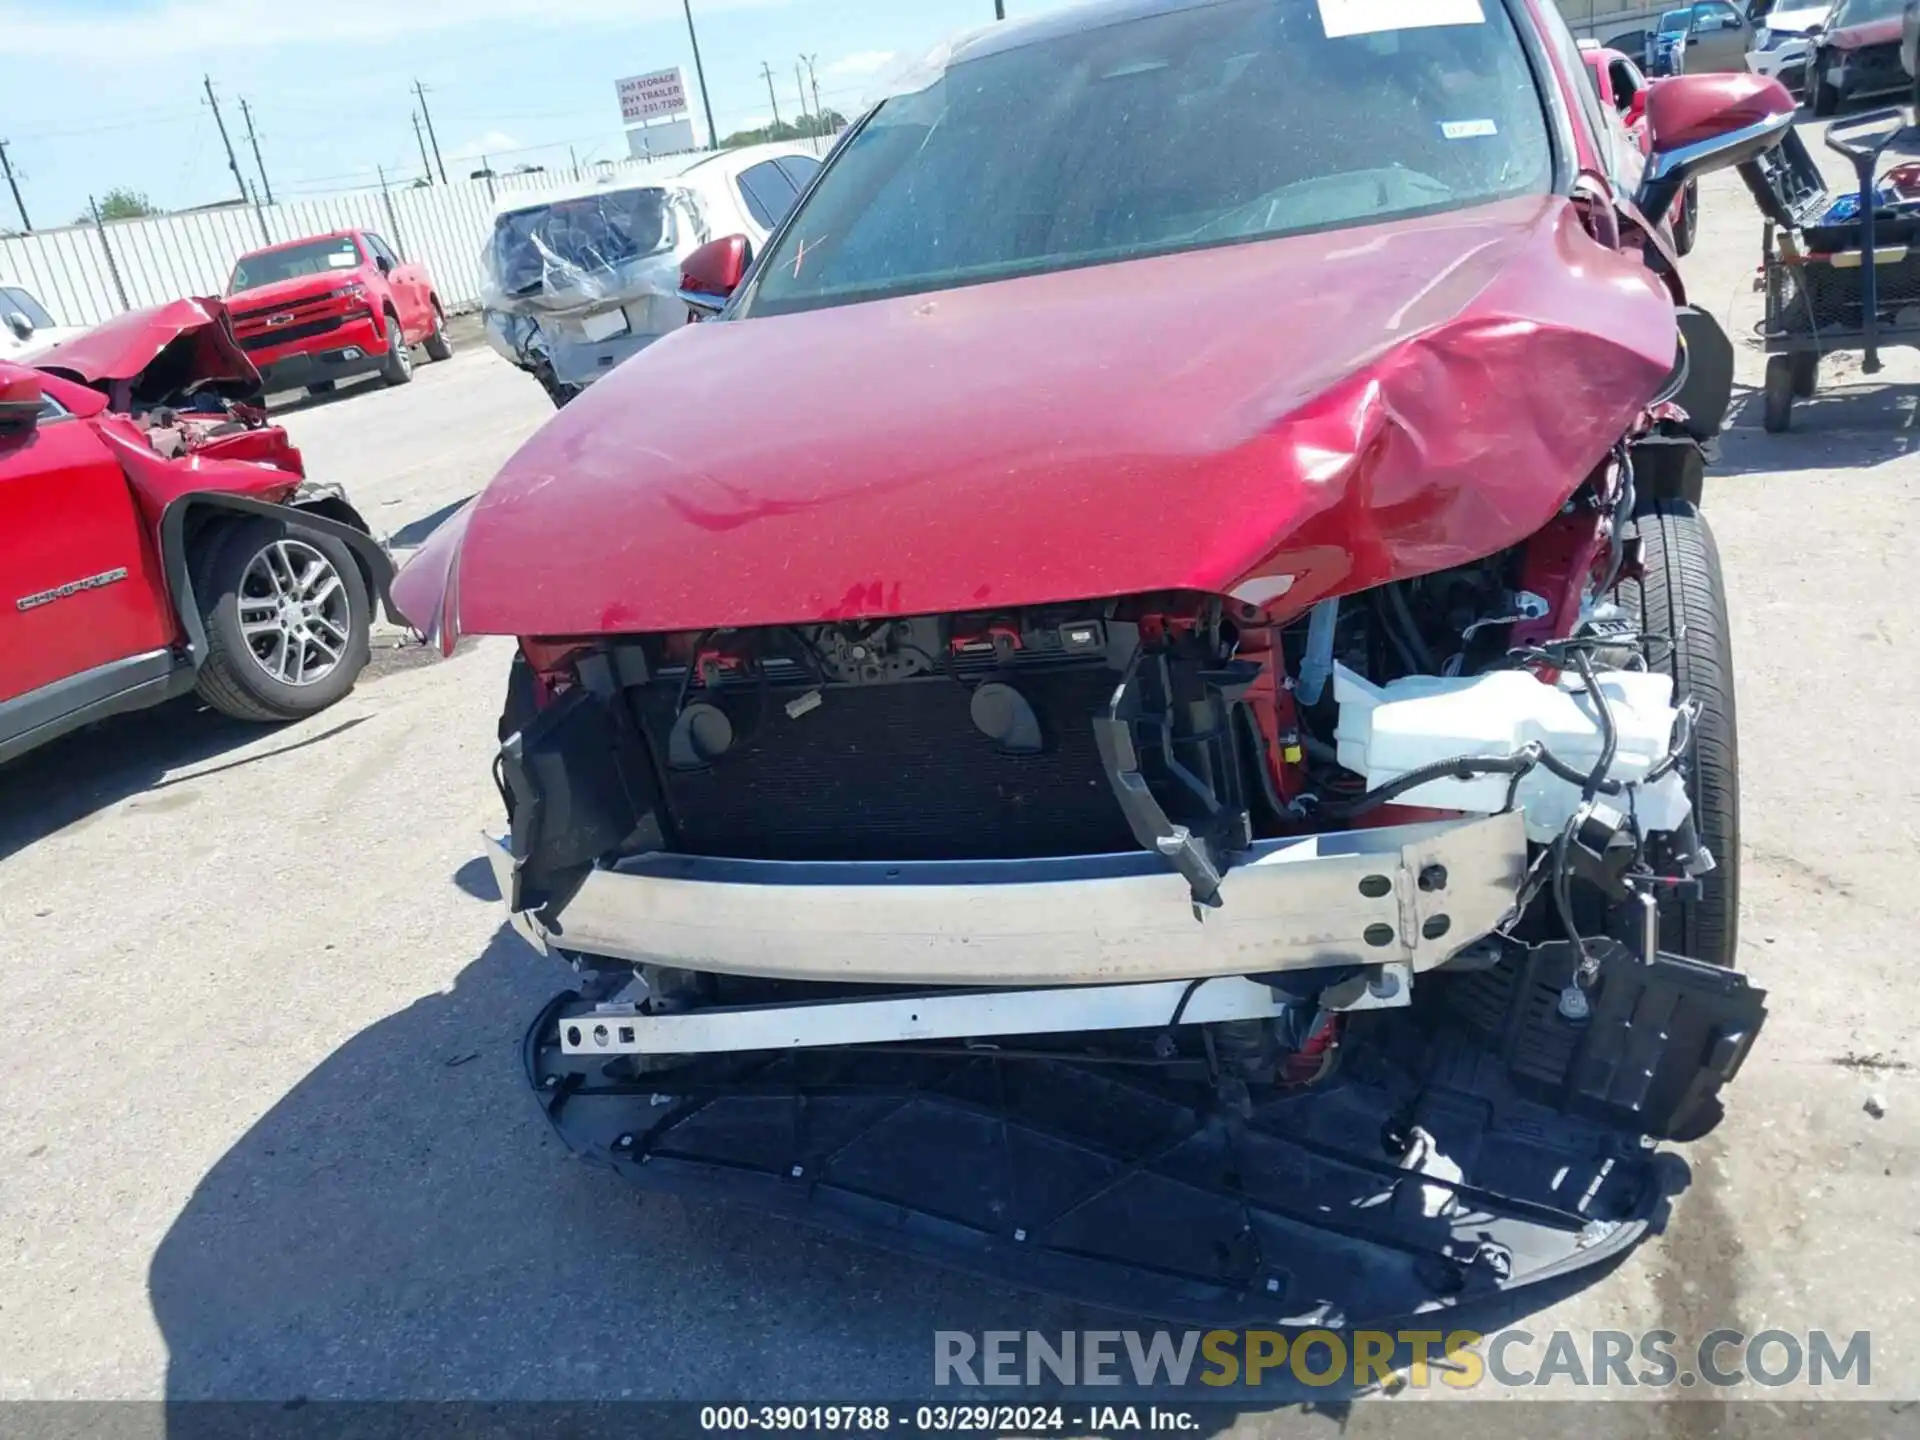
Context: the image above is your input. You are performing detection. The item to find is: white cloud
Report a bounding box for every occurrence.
[0,0,792,60]
[823,49,898,78]
[450,131,521,161]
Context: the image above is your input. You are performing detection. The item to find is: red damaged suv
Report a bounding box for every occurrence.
[1,297,393,766]
[225,229,452,398]
[399,0,1798,1326]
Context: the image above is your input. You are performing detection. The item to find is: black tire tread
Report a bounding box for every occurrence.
[189,518,369,724]
[1624,500,1741,966]
[379,308,413,386]
[423,302,454,362]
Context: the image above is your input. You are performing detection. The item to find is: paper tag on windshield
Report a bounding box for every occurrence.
[1441,119,1499,139]
[1318,0,1485,38]
[327,252,358,268]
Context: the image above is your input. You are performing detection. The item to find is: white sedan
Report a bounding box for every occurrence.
[0,280,85,362]
[1747,1,1834,94]
[481,142,826,407]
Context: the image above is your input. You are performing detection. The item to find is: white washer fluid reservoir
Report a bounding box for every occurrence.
[1332,663,1692,843]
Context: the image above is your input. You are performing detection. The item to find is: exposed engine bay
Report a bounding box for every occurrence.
[484,460,1764,1325]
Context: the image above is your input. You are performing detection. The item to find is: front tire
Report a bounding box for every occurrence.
[378,310,414,386]
[191,517,372,723]
[1791,350,1819,399]
[1616,501,1741,967]
[1813,63,1842,116]
[1763,353,1795,432]
[423,302,454,362]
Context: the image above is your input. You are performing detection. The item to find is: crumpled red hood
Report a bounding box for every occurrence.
[33,296,260,397]
[396,195,1674,643]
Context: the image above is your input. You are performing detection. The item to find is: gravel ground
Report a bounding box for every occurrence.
[0,123,1915,1428]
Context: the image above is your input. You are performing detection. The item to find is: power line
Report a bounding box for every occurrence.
[239,97,273,205]
[202,76,250,206]
[0,140,29,231]
[412,79,448,183]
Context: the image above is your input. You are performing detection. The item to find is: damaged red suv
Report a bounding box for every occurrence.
[397,0,1795,1325]
[1,298,393,766]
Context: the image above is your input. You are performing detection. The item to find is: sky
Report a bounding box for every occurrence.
[0,0,1079,232]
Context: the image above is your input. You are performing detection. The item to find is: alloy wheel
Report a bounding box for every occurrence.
[235,539,353,687]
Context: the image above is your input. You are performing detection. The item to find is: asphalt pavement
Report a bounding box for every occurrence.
[0,122,1916,1428]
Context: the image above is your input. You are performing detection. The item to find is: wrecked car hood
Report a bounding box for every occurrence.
[397,195,1675,642]
[33,296,261,399]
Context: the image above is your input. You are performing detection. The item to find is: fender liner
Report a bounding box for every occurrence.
[159,491,398,669]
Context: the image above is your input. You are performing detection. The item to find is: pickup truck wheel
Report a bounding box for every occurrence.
[423,303,454,362]
[1813,70,1842,117]
[378,311,414,386]
[1616,500,1740,967]
[191,517,371,723]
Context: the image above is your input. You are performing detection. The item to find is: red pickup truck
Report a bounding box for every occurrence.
[225,230,452,398]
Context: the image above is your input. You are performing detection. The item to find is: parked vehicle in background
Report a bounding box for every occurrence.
[224,230,452,399]
[400,0,1793,1328]
[1894,0,1920,105]
[1749,0,1835,95]
[481,143,823,408]
[2,297,392,765]
[1811,0,1907,110]
[1647,0,1757,73]
[0,280,84,361]
[1581,43,1703,252]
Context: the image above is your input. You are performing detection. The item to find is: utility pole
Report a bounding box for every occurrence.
[759,62,783,129]
[995,0,1006,16]
[412,112,434,184]
[412,79,448,183]
[238,97,273,205]
[683,0,720,150]
[801,54,824,146]
[0,139,28,231]
[203,76,250,206]
[795,60,810,132]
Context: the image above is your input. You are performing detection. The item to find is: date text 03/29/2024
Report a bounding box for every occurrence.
[698,1405,1200,1433]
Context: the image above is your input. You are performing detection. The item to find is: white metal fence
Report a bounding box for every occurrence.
[1,157,683,331]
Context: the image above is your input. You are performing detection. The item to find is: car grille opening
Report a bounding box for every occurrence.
[634,667,1134,863]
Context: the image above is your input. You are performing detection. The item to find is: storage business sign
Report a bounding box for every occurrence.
[618,68,689,124]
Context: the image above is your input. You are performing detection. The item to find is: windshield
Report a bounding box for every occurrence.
[228,236,362,294]
[1658,10,1692,31]
[743,0,1553,317]
[486,189,673,300]
[1832,0,1900,24]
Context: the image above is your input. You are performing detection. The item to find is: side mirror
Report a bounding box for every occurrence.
[0,363,44,441]
[375,253,394,275]
[679,235,752,317]
[1803,22,1824,36]
[3,310,33,342]
[1635,71,1797,221]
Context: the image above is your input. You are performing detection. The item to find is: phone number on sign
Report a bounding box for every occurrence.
[698,1405,1075,1432]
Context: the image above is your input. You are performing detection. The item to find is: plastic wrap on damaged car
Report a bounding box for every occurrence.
[480,184,709,387]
